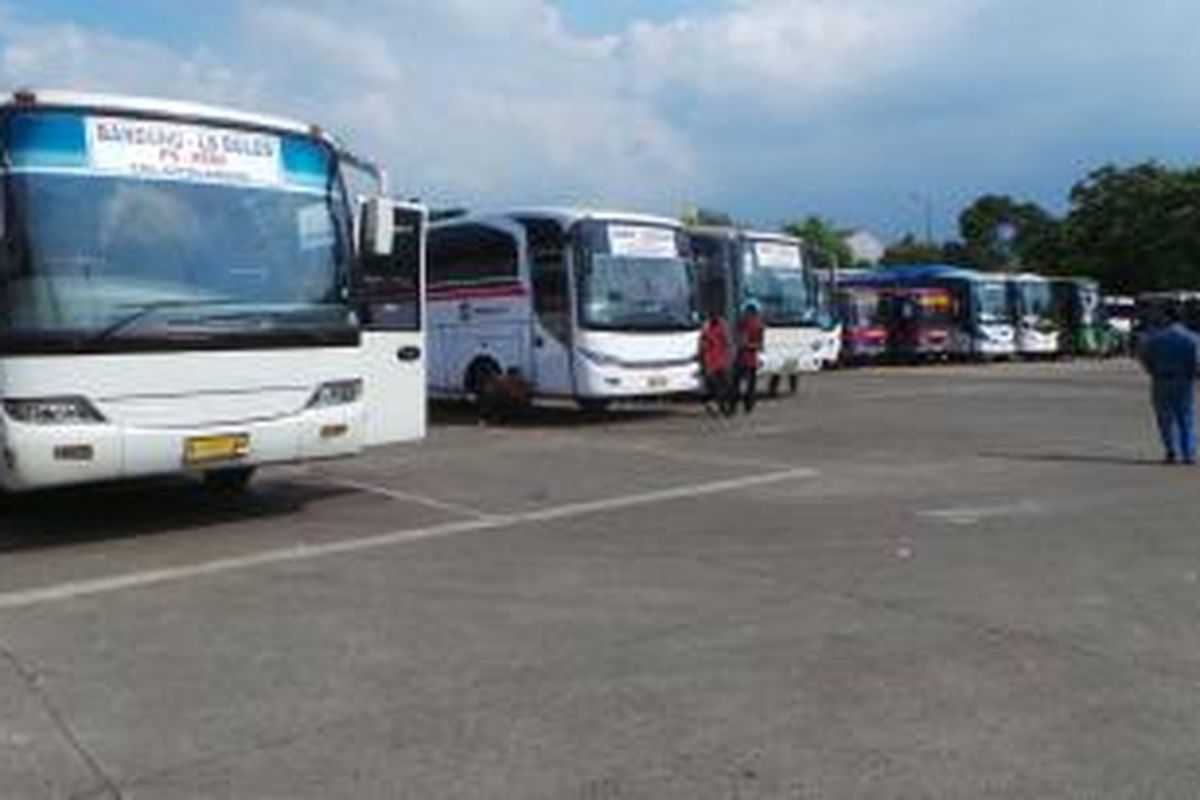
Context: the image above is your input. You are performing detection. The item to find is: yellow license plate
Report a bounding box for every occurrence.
[185,434,250,465]
[647,375,669,389]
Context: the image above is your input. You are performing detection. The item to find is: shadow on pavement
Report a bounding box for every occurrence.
[979,451,1164,467]
[430,400,686,430]
[0,477,353,554]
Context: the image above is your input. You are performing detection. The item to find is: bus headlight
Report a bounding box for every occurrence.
[306,379,363,409]
[2,396,106,425]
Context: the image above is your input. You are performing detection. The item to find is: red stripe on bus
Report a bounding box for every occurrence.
[428,284,527,301]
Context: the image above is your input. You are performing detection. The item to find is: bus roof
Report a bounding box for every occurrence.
[1,88,394,191]
[838,264,992,285]
[3,89,324,138]
[462,207,684,230]
[687,226,802,247]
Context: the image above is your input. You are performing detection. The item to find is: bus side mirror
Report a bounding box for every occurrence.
[360,197,396,258]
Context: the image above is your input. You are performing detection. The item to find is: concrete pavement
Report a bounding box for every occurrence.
[2,360,1198,798]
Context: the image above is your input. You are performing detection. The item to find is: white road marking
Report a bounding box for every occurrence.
[570,437,797,472]
[0,468,818,613]
[318,476,496,520]
[918,501,1043,527]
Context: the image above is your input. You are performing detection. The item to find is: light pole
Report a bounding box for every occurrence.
[908,192,934,245]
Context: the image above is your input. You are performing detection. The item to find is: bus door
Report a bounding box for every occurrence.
[691,234,736,321]
[522,218,574,396]
[356,201,427,446]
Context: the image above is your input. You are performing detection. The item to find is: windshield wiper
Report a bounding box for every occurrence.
[88,299,237,344]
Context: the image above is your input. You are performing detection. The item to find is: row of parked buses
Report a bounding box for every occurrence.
[1,90,845,497]
[423,210,839,411]
[1,89,1135,500]
[832,265,1116,363]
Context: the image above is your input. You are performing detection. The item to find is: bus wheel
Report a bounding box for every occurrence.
[767,375,782,398]
[203,467,256,495]
[787,375,800,395]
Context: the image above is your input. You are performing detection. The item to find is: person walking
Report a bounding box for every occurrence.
[734,301,766,414]
[698,311,735,417]
[1138,306,1200,465]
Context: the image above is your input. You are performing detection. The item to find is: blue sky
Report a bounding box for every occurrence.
[3,0,1199,240]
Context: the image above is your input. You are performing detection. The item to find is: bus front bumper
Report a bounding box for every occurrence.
[573,360,701,400]
[0,404,365,493]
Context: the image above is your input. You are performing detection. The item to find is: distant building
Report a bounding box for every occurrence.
[841,229,886,266]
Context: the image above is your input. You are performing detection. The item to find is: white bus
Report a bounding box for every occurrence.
[691,228,823,395]
[1008,273,1060,357]
[0,90,426,496]
[426,208,701,411]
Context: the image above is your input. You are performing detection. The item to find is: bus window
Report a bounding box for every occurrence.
[428,223,518,289]
[520,218,571,342]
[356,205,423,331]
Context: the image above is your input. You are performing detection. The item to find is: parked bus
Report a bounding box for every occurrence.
[1134,291,1200,339]
[426,208,701,411]
[1050,277,1108,357]
[837,265,1016,362]
[880,285,957,362]
[690,227,822,395]
[1008,273,1060,357]
[0,90,426,496]
[834,279,888,364]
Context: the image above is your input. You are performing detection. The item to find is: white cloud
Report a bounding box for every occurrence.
[2,0,1197,236]
[0,15,260,108]
[0,0,979,215]
[623,0,982,106]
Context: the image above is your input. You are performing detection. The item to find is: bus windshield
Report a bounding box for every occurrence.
[1018,281,1054,319]
[0,111,354,352]
[840,288,883,327]
[577,222,699,332]
[975,281,1010,324]
[909,290,955,324]
[744,240,812,327]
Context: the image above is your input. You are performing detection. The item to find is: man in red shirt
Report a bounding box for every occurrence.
[734,301,765,414]
[699,311,734,416]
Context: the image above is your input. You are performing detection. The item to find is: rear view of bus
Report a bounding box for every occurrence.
[428,208,700,409]
[0,90,423,494]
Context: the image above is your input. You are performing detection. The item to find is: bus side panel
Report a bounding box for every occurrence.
[427,297,531,396]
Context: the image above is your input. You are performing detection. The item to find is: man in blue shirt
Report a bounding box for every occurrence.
[1139,306,1200,464]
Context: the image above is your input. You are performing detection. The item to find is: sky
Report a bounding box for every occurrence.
[2,0,1198,240]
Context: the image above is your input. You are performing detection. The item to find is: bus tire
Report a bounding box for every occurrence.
[203,466,256,495]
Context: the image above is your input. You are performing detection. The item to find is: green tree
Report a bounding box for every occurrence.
[882,234,943,266]
[681,206,736,227]
[958,194,1065,272]
[782,216,854,270]
[1064,163,1200,294]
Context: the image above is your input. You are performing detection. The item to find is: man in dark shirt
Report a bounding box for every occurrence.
[1139,307,1200,464]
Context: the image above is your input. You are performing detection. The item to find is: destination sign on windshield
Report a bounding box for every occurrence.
[753,241,803,269]
[87,116,283,187]
[608,225,680,259]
